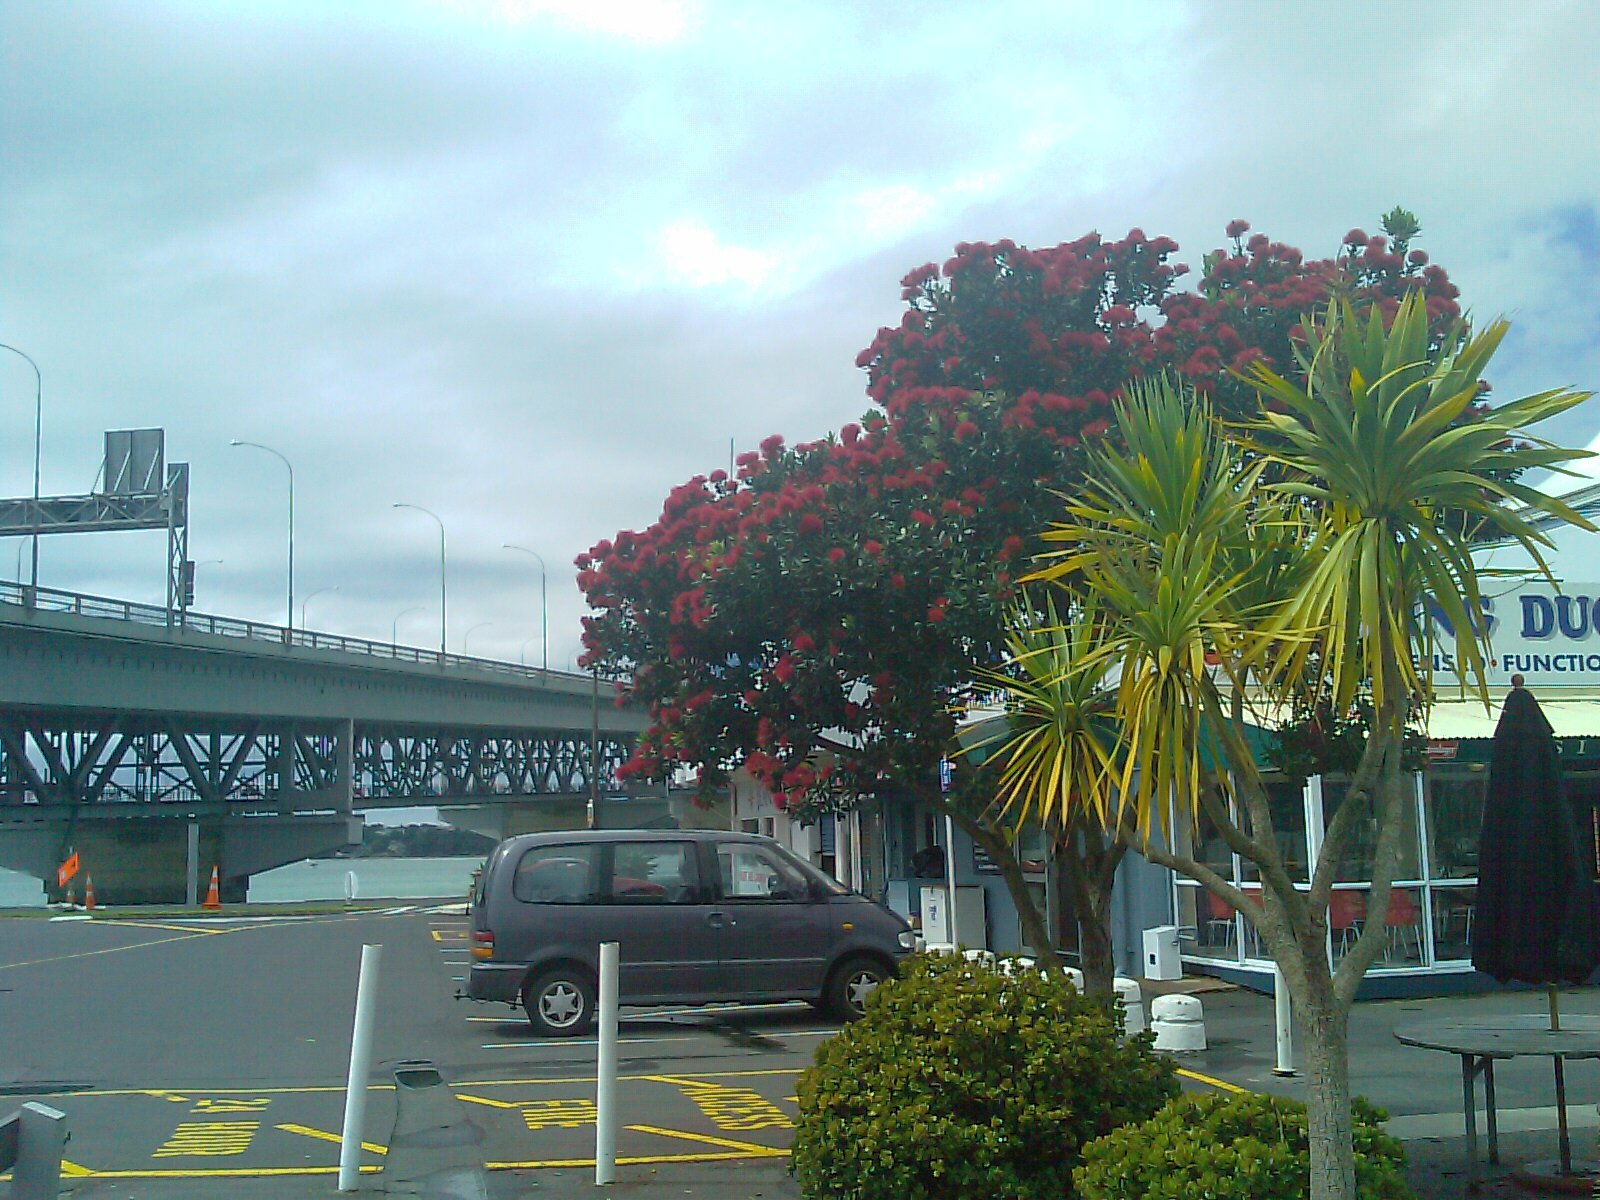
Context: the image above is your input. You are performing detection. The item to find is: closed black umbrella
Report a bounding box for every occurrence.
[1472,682,1600,988]
[1469,680,1600,1181]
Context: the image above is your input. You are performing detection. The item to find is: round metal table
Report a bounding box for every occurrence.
[1395,1014,1600,1188]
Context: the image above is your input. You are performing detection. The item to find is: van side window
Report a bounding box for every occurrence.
[607,842,699,905]
[512,845,598,904]
[717,844,808,902]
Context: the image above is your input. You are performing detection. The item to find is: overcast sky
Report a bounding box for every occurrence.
[3,0,1598,673]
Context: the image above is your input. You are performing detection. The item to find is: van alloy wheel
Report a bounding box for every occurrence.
[826,956,889,1021]
[525,968,596,1037]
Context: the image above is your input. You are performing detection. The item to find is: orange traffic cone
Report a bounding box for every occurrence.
[85,875,96,911]
[202,865,221,910]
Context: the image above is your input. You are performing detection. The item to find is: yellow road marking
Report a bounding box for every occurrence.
[431,929,467,941]
[1,931,224,971]
[455,1093,520,1109]
[96,920,226,935]
[1177,1066,1248,1094]
[627,1124,788,1156]
[1,912,359,972]
[41,1067,807,1098]
[152,1121,259,1157]
[191,1097,270,1114]
[276,1123,388,1154]
[61,1159,94,1177]
[521,1099,598,1130]
[643,1076,791,1131]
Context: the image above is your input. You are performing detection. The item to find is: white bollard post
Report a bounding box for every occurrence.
[338,943,383,1192]
[1273,962,1295,1076]
[595,941,620,1186]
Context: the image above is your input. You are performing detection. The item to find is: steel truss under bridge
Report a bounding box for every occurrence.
[0,708,636,814]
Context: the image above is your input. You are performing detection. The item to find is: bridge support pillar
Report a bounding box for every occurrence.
[0,812,361,905]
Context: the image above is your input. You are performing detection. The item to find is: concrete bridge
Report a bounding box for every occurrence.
[0,582,654,903]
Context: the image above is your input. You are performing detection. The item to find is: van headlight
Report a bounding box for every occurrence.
[897,929,917,950]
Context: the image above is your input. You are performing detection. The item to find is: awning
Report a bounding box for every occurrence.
[1428,699,1600,740]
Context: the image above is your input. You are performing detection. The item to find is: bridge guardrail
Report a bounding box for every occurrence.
[0,580,588,685]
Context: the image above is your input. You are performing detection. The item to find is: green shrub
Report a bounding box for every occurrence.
[791,953,1178,1200]
[1074,1090,1414,1200]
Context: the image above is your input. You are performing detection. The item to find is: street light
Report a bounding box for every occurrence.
[229,440,295,631]
[301,585,339,630]
[393,503,447,657]
[463,621,494,656]
[518,635,540,666]
[503,544,548,672]
[0,344,43,592]
[392,604,424,650]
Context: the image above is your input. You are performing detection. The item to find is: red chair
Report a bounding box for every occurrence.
[1204,890,1236,946]
[1383,889,1421,961]
[1328,890,1366,954]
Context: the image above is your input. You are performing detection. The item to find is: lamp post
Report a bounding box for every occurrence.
[229,440,295,631]
[518,635,540,666]
[392,604,424,650]
[463,621,494,656]
[393,503,447,658]
[301,585,338,630]
[0,344,43,593]
[503,544,548,672]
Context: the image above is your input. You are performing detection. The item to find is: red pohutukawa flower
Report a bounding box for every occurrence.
[578,212,1471,819]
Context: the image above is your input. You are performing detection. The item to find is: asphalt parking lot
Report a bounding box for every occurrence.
[0,905,832,1190]
[3,905,1600,1197]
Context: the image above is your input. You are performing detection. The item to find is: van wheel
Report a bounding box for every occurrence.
[825,956,888,1022]
[524,967,596,1037]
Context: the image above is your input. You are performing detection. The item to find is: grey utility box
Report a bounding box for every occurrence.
[1142,925,1183,981]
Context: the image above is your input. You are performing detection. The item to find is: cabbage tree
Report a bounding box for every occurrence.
[991,294,1592,1200]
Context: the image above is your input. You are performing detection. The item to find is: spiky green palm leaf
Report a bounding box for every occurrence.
[1243,292,1595,716]
[966,592,1119,830]
[1021,377,1287,831]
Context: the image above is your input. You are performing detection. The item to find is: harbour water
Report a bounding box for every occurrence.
[0,855,486,907]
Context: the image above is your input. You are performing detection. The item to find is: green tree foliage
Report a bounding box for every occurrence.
[986,297,1591,1198]
[578,216,1470,986]
[1074,1092,1413,1200]
[791,953,1177,1200]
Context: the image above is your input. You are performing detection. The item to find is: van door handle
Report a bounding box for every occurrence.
[706,911,734,929]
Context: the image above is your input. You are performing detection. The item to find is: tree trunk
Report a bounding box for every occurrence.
[1302,997,1359,1200]
[1057,833,1121,999]
[1077,894,1116,998]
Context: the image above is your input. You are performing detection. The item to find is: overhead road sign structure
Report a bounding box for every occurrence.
[0,428,192,625]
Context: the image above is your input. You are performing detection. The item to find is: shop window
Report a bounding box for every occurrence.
[1170,783,1235,881]
[1175,884,1238,963]
[1239,779,1312,885]
[1320,777,1422,883]
[1424,767,1485,880]
[1430,884,1476,962]
[1326,886,1427,969]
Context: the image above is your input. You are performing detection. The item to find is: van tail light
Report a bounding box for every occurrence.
[471,930,494,960]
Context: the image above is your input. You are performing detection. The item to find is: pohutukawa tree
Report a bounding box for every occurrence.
[578,211,1467,995]
[988,294,1592,1199]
